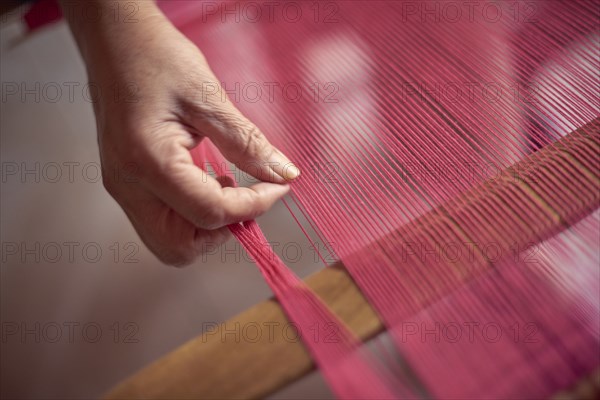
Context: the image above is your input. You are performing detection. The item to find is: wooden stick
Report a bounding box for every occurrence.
[106,119,599,399]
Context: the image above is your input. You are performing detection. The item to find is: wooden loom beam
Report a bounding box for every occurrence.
[106,118,599,399]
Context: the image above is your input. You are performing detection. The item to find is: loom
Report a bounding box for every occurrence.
[104,1,599,398]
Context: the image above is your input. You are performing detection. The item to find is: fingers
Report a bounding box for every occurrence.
[117,185,231,267]
[210,110,300,183]
[214,175,290,223]
[192,90,300,184]
[117,167,289,266]
[141,139,290,230]
[220,182,290,224]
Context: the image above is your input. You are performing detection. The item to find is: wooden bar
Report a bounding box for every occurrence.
[106,119,599,399]
[107,262,380,399]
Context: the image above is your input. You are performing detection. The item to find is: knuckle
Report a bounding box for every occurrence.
[242,124,266,153]
[238,124,272,168]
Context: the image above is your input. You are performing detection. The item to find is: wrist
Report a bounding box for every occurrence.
[60,0,165,66]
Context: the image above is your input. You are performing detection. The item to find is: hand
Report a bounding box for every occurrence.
[62,1,299,266]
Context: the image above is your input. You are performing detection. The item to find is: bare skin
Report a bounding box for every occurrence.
[60,0,299,266]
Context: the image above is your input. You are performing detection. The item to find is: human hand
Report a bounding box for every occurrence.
[63,1,299,266]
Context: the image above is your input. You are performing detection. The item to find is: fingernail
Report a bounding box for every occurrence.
[270,150,301,181]
[284,163,301,180]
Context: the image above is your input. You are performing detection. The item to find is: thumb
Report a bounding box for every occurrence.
[198,101,300,184]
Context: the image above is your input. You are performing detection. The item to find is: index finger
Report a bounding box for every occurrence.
[142,141,290,230]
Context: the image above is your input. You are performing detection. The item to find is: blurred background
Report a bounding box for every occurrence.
[0,4,333,398]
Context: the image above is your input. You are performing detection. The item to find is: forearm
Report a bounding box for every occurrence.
[59,0,166,70]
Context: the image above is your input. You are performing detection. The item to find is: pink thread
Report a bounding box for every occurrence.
[171,1,599,398]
